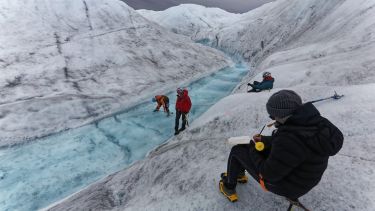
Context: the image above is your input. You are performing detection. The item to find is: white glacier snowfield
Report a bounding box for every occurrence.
[0,0,231,147]
[46,0,375,210]
[1,0,375,210]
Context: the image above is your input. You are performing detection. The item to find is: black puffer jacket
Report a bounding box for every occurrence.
[250,103,344,199]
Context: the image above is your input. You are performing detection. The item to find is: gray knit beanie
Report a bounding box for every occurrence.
[266,90,302,118]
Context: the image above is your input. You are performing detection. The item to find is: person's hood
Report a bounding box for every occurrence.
[263,76,274,81]
[183,89,188,96]
[286,103,320,126]
[281,103,344,156]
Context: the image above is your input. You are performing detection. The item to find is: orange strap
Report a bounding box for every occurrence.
[259,174,268,192]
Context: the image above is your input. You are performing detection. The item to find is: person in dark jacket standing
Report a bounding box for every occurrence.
[174,88,192,135]
[219,90,344,202]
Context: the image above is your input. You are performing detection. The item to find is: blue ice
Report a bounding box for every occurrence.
[0,64,247,210]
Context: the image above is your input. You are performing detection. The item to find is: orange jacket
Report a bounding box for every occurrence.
[155,95,169,111]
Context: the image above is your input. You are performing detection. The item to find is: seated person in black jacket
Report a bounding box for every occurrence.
[219,90,344,202]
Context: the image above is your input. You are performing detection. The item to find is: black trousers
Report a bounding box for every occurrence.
[226,144,260,189]
[248,81,261,92]
[175,110,187,131]
[164,97,170,113]
[226,145,302,199]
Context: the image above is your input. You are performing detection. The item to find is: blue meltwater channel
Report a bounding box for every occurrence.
[0,63,247,210]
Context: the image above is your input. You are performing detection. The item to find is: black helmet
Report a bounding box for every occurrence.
[263,72,271,78]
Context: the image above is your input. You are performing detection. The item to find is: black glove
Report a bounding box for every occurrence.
[247,83,251,86]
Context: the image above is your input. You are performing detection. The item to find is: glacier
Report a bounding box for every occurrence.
[47,0,375,210]
[0,0,231,147]
[1,0,375,210]
[0,62,247,210]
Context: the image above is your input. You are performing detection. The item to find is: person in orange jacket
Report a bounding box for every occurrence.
[152,95,170,116]
[174,88,192,135]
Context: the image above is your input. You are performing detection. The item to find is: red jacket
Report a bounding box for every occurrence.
[176,90,192,113]
[263,76,274,81]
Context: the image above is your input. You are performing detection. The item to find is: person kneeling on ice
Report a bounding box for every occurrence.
[153,95,170,116]
[174,88,192,135]
[219,90,343,203]
[247,72,274,92]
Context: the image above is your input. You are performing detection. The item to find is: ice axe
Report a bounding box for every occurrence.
[309,91,344,104]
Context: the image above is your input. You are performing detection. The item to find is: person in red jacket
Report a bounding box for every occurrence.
[175,88,192,135]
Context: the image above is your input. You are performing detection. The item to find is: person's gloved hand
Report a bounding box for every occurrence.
[247,83,251,86]
[252,134,265,151]
[153,109,158,112]
[253,134,262,142]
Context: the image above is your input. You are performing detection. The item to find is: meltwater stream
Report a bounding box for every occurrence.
[0,64,247,210]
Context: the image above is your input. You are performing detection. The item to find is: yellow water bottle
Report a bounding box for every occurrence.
[255,141,265,151]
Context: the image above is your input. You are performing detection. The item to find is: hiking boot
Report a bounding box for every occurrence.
[221,172,248,184]
[247,88,258,93]
[174,130,179,135]
[178,127,185,132]
[219,180,238,202]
